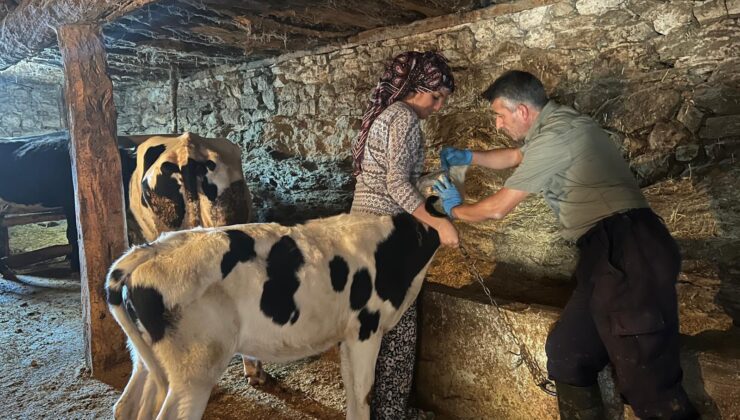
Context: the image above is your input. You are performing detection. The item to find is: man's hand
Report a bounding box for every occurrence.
[433,175,463,217]
[440,147,472,171]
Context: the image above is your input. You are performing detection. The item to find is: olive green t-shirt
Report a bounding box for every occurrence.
[504,101,648,240]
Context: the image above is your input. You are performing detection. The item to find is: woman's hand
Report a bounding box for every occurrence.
[435,218,459,248]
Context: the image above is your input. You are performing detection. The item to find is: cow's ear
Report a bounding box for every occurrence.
[424,196,447,218]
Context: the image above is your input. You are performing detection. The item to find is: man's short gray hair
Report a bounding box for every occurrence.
[481,70,548,110]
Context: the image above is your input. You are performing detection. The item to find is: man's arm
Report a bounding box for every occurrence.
[471,148,523,170]
[451,187,529,222]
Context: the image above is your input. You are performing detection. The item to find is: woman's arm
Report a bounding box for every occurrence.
[411,203,459,248]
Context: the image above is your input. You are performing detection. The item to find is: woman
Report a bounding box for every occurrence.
[350,51,459,420]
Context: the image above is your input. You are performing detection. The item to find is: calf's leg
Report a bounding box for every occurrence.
[242,355,267,386]
[114,359,147,419]
[137,372,166,420]
[340,337,382,420]
[156,382,213,420]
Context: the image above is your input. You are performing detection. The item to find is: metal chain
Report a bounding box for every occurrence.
[458,243,557,397]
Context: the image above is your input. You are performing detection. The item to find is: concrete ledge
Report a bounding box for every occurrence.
[415,285,740,419]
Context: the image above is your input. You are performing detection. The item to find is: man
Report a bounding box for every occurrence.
[434,70,698,419]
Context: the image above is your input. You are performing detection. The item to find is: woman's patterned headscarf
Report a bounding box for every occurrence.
[352,51,455,176]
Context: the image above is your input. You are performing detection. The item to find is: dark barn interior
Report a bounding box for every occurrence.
[1,0,739,418]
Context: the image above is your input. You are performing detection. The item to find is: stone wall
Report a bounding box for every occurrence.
[114,81,174,135]
[115,0,739,280]
[0,77,65,137]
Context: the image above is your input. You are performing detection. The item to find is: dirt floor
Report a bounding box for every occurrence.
[0,271,349,419]
[0,222,349,420]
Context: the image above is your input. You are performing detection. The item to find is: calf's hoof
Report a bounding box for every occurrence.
[242,357,268,386]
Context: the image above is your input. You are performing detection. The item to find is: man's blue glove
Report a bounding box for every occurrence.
[433,175,462,218]
[440,147,472,171]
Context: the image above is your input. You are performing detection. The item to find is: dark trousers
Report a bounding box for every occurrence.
[545,208,697,419]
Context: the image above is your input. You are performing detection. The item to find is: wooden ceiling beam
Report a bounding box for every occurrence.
[0,0,158,71]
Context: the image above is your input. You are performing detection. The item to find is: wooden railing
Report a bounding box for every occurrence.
[0,208,71,281]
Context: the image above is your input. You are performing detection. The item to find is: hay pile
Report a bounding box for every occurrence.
[8,221,68,254]
[644,177,718,240]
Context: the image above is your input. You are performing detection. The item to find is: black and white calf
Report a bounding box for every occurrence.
[106,210,441,420]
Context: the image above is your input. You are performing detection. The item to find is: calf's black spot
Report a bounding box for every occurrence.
[125,285,172,343]
[261,236,304,326]
[374,213,440,309]
[106,286,122,306]
[358,308,380,341]
[350,268,372,311]
[110,269,124,283]
[221,230,257,279]
[329,256,349,292]
[106,269,126,305]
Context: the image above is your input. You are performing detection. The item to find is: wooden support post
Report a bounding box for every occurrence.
[170,63,179,134]
[57,24,129,380]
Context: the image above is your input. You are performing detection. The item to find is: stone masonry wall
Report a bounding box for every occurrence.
[0,77,65,137]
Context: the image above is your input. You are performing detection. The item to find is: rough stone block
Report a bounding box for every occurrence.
[693,0,728,24]
[603,88,681,133]
[700,115,740,139]
[416,286,740,419]
[630,151,672,184]
[575,0,626,16]
[728,0,740,16]
[513,5,549,30]
[262,88,276,112]
[240,95,259,110]
[648,2,693,35]
[677,102,705,133]
[693,85,740,116]
[648,120,691,150]
[656,19,740,68]
[676,143,700,161]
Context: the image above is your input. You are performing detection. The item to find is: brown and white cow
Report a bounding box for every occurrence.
[127,132,252,242]
[0,131,251,273]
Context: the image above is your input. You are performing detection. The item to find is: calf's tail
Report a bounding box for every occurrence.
[105,249,168,399]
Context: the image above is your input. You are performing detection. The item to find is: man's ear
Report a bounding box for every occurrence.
[517,103,530,120]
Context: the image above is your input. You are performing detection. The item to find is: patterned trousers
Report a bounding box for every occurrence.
[371,301,418,420]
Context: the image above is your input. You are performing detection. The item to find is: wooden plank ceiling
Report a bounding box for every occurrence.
[0,0,495,82]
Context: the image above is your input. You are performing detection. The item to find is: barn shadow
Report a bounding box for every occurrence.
[205,353,346,420]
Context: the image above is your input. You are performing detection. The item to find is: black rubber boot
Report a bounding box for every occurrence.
[555,382,606,420]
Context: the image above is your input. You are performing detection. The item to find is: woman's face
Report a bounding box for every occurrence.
[403,88,451,119]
